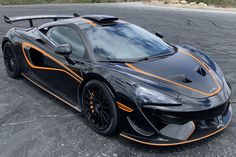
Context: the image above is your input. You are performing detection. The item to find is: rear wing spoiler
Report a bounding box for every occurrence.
[4,13,80,27]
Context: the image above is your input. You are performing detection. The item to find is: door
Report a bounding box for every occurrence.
[25,25,87,103]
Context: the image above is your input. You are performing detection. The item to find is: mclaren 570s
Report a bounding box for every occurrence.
[2,14,232,146]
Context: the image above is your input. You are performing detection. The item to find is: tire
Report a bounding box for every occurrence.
[3,42,21,78]
[82,80,119,135]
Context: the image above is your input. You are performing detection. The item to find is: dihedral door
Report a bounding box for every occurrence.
[22,42,83,103]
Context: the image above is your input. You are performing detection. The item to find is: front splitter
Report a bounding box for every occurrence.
[120,104,232,146]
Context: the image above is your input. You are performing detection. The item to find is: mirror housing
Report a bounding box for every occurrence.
[155,31,164,38]
[55,44,72,55]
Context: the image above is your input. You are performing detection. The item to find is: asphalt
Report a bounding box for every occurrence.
[0,3,236,157]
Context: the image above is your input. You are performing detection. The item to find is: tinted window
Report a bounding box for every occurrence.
[86,23,175,61]
[47,26,86,59]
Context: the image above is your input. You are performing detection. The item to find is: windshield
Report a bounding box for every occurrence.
[86,23,175,61]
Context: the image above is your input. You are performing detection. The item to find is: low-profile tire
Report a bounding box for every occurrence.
[3,42,21,78]
[82,80,119,136]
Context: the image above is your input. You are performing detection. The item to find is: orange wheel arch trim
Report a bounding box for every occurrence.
[21,42,83,83]
[126,50,221,97]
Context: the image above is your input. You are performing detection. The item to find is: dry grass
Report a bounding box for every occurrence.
[0,0,235,7]
[186,0,236,7]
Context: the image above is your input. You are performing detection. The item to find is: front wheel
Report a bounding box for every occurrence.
[82,80,119,135]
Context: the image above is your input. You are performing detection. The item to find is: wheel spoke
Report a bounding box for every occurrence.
[100,112,108,125]
[99,113,105,128]
[101,105,109,109]
[4,55,10,60]
[85,93,91,101]
[96,113,100,127]
[94,88,99,101]
[101,110,110,120]
[98,91,103,101]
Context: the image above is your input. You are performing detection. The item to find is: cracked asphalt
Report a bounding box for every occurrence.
[0,3,236,157]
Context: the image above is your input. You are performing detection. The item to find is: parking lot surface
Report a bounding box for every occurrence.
[0,3,236,157]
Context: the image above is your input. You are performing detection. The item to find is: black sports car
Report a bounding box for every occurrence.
[2,14,232,146]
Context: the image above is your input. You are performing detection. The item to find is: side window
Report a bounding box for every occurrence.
[47,26,86,59]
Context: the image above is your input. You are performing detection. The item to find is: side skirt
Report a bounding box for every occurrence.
[21,72,82,112]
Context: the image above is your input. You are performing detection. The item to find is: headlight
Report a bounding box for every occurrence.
[133,86,180,105]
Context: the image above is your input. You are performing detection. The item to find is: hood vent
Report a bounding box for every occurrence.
[170,74,192,83]
[183,77,192,83]
[196,66,206,76]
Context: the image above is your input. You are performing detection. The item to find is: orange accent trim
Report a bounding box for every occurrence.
[117,101,133,112]
[80,18,97,27]
[126,51,221,97]
[21,42,83,83]
[22,73,81,112]
[120,119,231,146]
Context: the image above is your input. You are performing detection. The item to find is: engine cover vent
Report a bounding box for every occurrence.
[81,15,118,24]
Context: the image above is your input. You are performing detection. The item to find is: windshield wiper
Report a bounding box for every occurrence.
[99,60,133,63]
[136,51,176,62]
[136,56,149,62]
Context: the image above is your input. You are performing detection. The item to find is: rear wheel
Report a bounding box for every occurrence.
[82,80,119,135]
[3,42,21,78]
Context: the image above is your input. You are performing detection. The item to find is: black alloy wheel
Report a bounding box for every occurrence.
[82,80,119,135]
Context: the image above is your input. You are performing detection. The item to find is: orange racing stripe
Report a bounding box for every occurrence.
[80,18,97,27]
[126,51,221,97]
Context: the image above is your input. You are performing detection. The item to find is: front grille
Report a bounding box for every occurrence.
[142,101,230,129]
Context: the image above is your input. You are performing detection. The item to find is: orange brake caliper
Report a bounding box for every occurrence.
[89,92,95,113]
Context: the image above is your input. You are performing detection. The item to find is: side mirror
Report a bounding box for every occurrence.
[55,44,72,55]
[155,31,164,38]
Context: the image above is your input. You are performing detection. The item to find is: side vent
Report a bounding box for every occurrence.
[196,66,206,76]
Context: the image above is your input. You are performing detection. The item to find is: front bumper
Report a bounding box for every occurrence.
[119,101,232,146]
